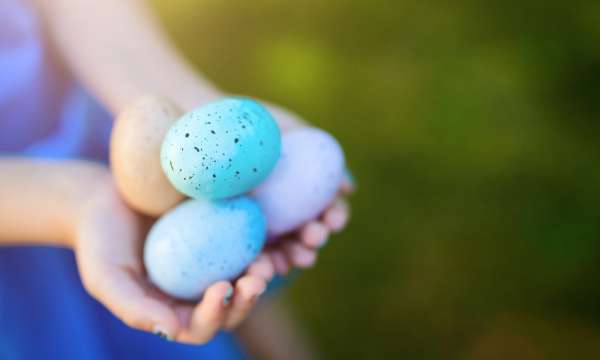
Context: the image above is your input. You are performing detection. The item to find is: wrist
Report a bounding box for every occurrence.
[69,163,114,249]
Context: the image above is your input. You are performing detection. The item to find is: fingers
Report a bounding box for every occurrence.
[283,241,317,268]
[82,266,180,339]
[263,195,350,275]
[246,253,275,281]
[301,222,329,248]
[270,250,290,275]
[223,276,267,329]
[176,282,232,345]
[176,276,267,343]
[322,198,350,233]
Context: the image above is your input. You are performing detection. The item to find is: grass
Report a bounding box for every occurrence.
[153,1,600,357]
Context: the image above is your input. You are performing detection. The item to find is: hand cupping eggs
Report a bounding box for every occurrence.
[144,197,266,300]
[111,96,347,300]
[110,96,185,216]
[252,128,345,238]
[161,98,281,200]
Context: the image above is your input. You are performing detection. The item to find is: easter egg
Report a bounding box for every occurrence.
[161,98,281,200]
[110,96,185,216]
[252,127,345,238]
[144,197,266,300]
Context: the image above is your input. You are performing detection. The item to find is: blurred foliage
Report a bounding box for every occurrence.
[152,0,600,358]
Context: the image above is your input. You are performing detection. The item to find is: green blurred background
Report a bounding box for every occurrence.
[152,1,600,358]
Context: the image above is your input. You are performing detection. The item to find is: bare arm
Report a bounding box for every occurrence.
[0,158,269,343]
[34,0,219,114]
[25,0,349,350]
[34,0,304,132]
[0,158,109,247]
[237,296,318,360]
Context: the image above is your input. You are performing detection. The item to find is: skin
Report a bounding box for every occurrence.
[0,158,351,344]
[3,0,356,349]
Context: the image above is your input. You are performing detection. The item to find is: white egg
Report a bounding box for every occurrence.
[252,128,345,238]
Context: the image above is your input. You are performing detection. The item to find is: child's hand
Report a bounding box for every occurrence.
[246,103,355,278]
[247,179,353,278]
[75,177,270,344]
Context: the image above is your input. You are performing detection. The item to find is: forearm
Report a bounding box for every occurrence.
[34,0,220,114]
[34,0,305,132]
[236,296,317,360]
[0,158,109,247]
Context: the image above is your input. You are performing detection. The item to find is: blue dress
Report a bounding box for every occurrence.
[0,1,246,358]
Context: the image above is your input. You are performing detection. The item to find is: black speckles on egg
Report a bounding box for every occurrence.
[162,98,281,199]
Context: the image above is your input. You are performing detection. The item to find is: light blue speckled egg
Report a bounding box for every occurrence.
[161,98,281,199]
[144,197,266,300]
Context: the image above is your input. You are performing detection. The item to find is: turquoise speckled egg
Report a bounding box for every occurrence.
[161,98,281,199]
[144,197,266,300]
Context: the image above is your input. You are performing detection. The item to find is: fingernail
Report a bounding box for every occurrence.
[298,250,317,267]
[223,287,234,306]
[318,237,329,248]
[344,169,356,188]
[153,325,173,341]
[249,285,267,303]
[316,227,330,247]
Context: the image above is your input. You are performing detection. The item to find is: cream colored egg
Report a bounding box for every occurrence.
[110,96,185,216]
